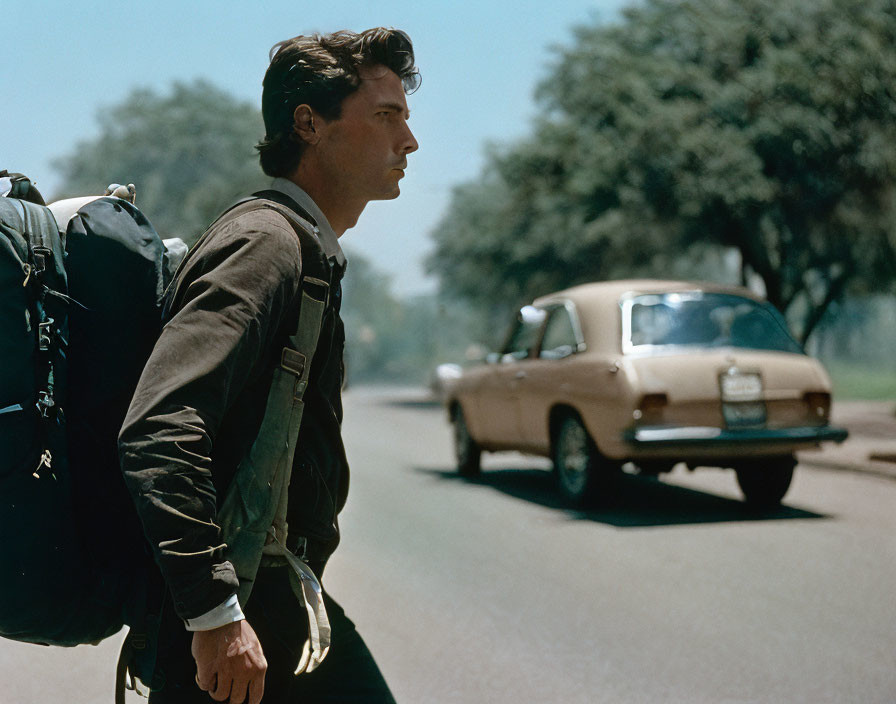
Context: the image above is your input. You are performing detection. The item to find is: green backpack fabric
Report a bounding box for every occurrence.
[0,174,166,651]
[1,177,331,697]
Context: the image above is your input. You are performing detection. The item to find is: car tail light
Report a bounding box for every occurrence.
[634,393,668,422]
[803,391,831,420]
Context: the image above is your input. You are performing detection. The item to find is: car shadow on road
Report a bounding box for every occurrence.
[415,466,828,527]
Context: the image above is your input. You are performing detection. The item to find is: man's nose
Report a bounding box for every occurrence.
[401,122,419,154]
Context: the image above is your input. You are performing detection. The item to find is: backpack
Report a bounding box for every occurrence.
[1,174,332,696]
[0,173,173,671]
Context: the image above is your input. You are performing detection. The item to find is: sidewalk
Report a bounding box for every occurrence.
[797,400,896,481]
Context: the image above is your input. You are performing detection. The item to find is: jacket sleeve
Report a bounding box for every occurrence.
[119,210,302,621]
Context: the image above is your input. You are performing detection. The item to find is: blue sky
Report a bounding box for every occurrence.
[6,1,630,293]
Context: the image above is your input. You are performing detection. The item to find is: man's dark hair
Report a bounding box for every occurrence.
[257,28,420,178]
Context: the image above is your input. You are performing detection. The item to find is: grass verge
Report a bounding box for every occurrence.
[825,362,896,401]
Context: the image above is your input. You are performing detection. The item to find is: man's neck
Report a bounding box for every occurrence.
[287,171,364,237]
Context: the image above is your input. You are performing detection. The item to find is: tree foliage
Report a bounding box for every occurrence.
[427,0,896,343]
[53,80,268,244]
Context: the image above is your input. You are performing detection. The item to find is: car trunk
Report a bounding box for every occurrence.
[624,348,832,431]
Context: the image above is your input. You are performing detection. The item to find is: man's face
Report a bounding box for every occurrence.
[315,65,419,204]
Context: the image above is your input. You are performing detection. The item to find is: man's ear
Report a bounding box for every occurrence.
[293,104,319,145]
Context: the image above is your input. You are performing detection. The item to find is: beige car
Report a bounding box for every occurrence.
[444,279,848,507]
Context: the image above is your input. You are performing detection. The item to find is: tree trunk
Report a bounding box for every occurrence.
[798,272,851,346]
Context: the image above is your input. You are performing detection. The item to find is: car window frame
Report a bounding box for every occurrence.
[619,290,805,355]
[535,299,587,360]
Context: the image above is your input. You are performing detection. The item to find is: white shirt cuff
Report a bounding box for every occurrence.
[184,594,245,632]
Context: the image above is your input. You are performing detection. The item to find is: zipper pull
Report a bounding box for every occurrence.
[22,263,32,288]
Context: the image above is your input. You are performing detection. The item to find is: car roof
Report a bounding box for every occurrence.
[531,279,767,354]
[532,279,764,308]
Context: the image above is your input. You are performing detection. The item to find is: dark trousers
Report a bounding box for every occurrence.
[148,566,395,703]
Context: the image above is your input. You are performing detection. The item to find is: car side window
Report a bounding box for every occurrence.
[540,306,578,359]
[503,306,546,360]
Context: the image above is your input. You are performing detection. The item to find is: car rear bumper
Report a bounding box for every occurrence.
[623,424,849,448]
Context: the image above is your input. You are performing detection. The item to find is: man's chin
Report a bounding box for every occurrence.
[372,187,401,201]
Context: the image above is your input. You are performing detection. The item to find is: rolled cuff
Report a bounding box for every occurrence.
[184,594,245,632]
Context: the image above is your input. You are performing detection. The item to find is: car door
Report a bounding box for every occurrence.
[516,302,585,451]
[475,306,546,448]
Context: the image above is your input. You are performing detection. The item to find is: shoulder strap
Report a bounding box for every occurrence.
[250,190,331,285]
[215,192,333,673]
[165,191,330,320]
[198,191,330,284]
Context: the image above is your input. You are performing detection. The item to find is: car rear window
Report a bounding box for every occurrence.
[624,292,803,354]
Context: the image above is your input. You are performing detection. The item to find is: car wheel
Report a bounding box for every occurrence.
[553,414,611,506]
[735,455,796,508]
[453,405,481,477]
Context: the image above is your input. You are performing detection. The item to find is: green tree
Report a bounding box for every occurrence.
[53,80,268,244]
[428,0,896,343]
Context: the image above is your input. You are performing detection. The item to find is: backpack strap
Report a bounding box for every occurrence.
[0,198,68,476]
[166,191,330,303]
[249,189,331,284]
[214,193,333,673]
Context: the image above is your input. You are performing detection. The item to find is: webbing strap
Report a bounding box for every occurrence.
[218,274,328,596]
[114,636,130,704]
[257,282,330,671]
[263,280,328,550]
[216,197,332,672]
[265,528,332,674]
[114,633,149,704]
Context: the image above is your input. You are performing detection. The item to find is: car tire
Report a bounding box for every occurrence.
[453,405,481,477]
[735,455,796,508]
[553,414,612,506]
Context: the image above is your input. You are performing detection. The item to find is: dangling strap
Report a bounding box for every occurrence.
[114,633,149,704]
[264,528,332,673]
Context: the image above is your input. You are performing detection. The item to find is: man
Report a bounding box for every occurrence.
[119,28,419,703]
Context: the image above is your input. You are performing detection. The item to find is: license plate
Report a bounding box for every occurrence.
[723,401,767,427]
[720,372,762,402]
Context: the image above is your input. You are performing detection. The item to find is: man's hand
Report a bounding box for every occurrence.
[191,619,267,704]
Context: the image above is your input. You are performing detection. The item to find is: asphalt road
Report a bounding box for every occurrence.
[2,386,894,703]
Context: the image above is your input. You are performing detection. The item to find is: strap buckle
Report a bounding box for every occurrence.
[31,246,51,274]
[38,319,54,351]
[281,348,307,378]
[302,276,329,306]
